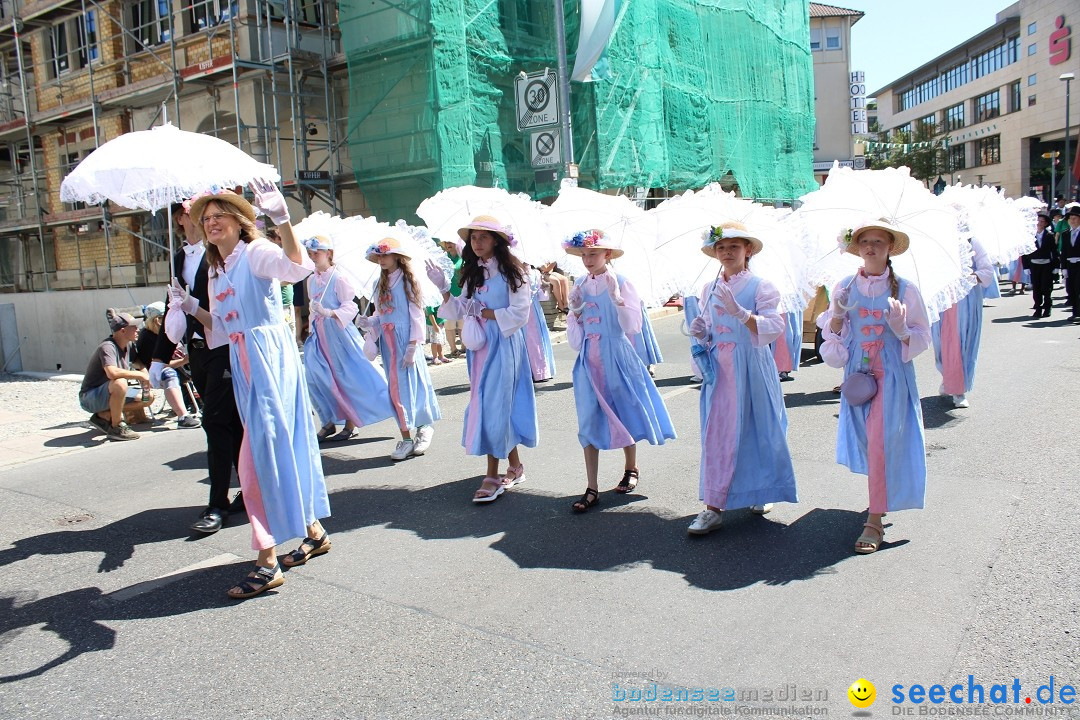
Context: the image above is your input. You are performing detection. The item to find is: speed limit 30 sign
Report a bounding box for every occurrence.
[515,71,560,131]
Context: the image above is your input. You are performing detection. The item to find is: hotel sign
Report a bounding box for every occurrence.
[850,71,868,135]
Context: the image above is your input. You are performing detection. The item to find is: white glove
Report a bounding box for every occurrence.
[886,297,909,340]
[714,282,750,323]
[569,284,583,311]
[311,300,332,318]
[355,314,374,330]
[251,178,290,225]
[830,286,852,317]
[604,271,624,305]
[169,278,199,315]
[403,343,417,367]
[425,259,450,293]
[689,315,709,340]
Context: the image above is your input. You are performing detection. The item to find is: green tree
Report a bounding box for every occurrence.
[868,121,947,184]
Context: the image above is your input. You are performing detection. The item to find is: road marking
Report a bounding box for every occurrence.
[106,552,242,602]
[660,385,696,401]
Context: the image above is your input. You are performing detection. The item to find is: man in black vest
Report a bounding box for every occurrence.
[1061,207,1080,322]
[1027,213,1059,318]
[169,202,245,532]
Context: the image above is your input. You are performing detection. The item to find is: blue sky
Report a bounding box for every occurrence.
[838,1,1007,95]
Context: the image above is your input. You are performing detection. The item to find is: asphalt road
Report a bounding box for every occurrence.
[1,285,1078,719]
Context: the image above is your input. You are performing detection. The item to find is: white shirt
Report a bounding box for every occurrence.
[182,241,205,290]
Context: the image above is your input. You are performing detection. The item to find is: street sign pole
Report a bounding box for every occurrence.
[553,0,575,180]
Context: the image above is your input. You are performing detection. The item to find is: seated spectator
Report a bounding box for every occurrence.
[139,302,200,428]
[540,261,571,312]
[79,309,152,440]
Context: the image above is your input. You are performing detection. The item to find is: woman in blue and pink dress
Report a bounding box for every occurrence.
[428,215,538,503]
[686,221,797,535]
[302,234,395,442]
[931,236,996,409]
[364,235,441,461]
[820,219,930,554]
[562,229,675,512]
[177,185,329,599]
[523,264,556,382]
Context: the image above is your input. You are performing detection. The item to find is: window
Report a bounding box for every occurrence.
[949,143,966,170]
[190,0,238,29]
[946,103,965,131]
[130,0,171,48]
[975,135,1001,166]
[809,28,821,52]
[1011,80,1021,112]
[919,112,937,134]
[825,26,841,50]
[1029,95,1037,106]
[74,11,98,68]
[893,123,911,140]
[1028,73,1037,86]
[975,89,1000,123]
[48,24,70,78]
[1028,21,1037,35]
[896,37,1018,111]
[1028,43,1037,56]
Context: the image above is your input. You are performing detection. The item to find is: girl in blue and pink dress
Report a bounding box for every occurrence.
[364,235,442,461]
[770,310,802,381]
[179,185,329,599]
[428,215,538,503]
[931,236,996,409]
[302,234,395,442]
[820,219,930,554]
[686,222,797,535]
[523,263,556,382]
[562,230,676,512]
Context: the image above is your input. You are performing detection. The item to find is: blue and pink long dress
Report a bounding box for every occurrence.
[209,238,329,551]
[697,270,797,510]
[439,258,538,458]
[371,269,441,433]
[821,270,930,513]
[931,238,996,396]
[304,268,395,429]
[566,273,675,450]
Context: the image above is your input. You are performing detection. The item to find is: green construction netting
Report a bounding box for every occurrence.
[338,0,816,222]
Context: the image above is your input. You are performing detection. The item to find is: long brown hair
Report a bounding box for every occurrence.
[377,254,422,308]
[460,230,525,298]
[885,257,900,299]
[201,200,261,275]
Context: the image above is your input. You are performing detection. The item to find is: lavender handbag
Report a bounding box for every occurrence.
[840,369,878,406]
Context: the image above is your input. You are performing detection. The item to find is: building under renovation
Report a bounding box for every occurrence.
[0,0,816,296]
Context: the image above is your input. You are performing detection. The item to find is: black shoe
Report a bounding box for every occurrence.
[1042,310,1051,318]
[1032,310,1043,319]
[228,492,245,513]
[88,413,109,433]
[191,507,226,534]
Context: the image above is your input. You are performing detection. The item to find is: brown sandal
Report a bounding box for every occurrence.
[226,564,284,599]
[572,487,600,513]
[282,533,331,567]
[614,469,639,494]
[854,521,884,554]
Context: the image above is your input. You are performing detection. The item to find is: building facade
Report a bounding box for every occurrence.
[873,0,1078,200]
[809,2,864,185]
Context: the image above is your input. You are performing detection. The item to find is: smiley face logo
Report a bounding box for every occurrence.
[848,678,876,708]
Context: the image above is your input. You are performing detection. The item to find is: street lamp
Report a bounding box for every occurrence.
[1062,72,1075,201]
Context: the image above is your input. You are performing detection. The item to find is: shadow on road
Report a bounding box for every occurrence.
[0,477,907,681]
[0,505,218,574]
[921,395,965,430]
[782,390,841,408]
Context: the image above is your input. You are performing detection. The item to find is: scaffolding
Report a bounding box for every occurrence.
[0,0,354,292]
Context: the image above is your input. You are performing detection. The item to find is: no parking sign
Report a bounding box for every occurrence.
[530,128,562,167]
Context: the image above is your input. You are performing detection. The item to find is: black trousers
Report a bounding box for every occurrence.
[1030,265,1055,313]
[1067,265,1080,317]
[188,343,243,512]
